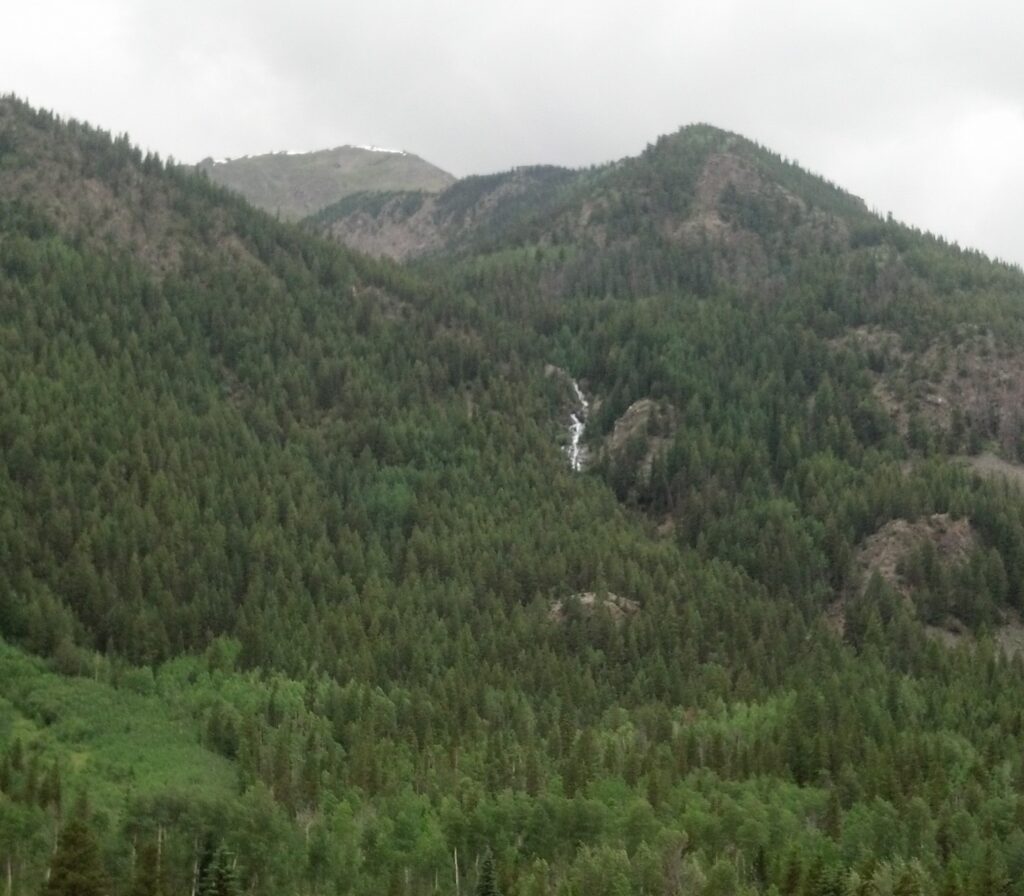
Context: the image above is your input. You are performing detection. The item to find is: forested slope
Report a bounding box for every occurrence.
[4,96,1024,896]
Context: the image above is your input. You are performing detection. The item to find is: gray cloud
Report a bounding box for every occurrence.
[2,0,1021,265]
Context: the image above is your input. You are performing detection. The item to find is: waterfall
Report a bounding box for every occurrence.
[565,379,588,471]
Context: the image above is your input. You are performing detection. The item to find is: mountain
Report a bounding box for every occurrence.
[5,94,1024,896]
[307,125,868,262]
[197,144,454,219]
[314,124,1024,463]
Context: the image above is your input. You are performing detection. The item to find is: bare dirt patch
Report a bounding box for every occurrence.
[923,619,971,649]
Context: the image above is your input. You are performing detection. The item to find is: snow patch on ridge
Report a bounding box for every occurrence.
[348,144,407,156]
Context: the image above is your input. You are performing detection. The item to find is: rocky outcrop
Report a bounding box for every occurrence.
[549,592,640,624]
[603,398,679,485]
[852,513,977,599]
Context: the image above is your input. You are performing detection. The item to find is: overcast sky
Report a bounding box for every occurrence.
[3,1,1022,265]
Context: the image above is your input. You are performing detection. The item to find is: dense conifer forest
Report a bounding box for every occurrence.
[4,94,1024,895]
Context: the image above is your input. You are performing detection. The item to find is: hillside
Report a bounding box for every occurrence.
[196,144,454,219]
[5,95,1024,896]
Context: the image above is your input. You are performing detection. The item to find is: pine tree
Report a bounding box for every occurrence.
[475,852,500,896]
[45,817,109,896]
[197,845,240,896]
[129,837,164,896]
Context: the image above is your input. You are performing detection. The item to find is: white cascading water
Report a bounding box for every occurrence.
[565,379,588,471]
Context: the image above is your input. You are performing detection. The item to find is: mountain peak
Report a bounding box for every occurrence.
[196,144,453,219]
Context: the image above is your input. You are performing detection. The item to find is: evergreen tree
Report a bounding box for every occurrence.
[197,846,240,896]
[45,817,108,896]
[475,852,500,896]
[129,836,164,896]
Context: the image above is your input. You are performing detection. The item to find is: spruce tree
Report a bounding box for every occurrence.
[197,845,240,896]
[45,817,108,896]
[475,852,500,896]
[129,838,163,896]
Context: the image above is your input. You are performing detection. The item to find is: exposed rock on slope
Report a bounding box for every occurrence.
[834,326,1024,455]
[309,165,577,260]
[852,513,978,599]
[602,399,679,488]
[826,513,979,638]
[854,514,1024,659]
[549,592,640,624]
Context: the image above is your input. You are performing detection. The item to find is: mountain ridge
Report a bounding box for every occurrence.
[197,143,455,220]
[306,123,875,263]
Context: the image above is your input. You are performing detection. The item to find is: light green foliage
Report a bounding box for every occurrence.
[0,639,235,813]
